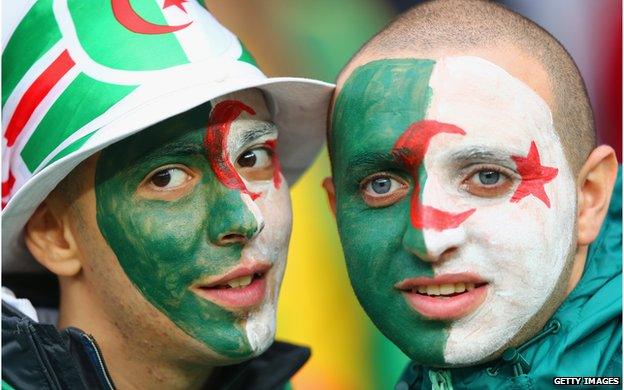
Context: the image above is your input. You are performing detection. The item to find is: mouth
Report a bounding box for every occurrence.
[395,273,489,320]
[191,262,271,310]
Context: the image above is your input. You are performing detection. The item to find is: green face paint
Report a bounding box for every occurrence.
[94,95,287,359]
[331,56,578,366]
[331,59,448,364]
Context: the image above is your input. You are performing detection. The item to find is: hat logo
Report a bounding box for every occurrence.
[112,0,192,34]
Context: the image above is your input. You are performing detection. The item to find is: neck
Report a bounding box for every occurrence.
[566,245,588,295]
[57,276,214,390]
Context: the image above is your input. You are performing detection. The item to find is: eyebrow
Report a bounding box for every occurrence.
[137,142,205,166]
[346,151,397,172]
[234,123,277,150]
[448,147,514,167]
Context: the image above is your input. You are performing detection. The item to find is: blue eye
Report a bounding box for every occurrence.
[464,167,514,198]
[361,174,409,207]
[371,177,392,194]
[478,170,500,185]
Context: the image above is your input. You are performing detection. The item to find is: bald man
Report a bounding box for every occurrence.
[323,0,621,388]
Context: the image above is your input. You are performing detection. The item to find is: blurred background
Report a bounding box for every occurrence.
[205,1,622,388]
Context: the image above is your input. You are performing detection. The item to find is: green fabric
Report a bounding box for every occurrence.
[20,72,135,172]
[2,0,61,106]
[1,381,15,390]
[429,369,453,390]
[399,168,622,389]
[67,0,189,70]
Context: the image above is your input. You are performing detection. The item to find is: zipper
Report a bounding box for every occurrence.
[27,323,64,389]
[82,334,116,390]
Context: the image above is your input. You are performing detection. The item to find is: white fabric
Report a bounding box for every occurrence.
[2,286,39,321]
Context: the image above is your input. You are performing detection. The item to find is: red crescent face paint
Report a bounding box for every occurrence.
[205,100,260,200]
[392,120,475,231]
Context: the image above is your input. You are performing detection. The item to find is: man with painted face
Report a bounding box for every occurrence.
[2,2,331,389]
[324,0,621,388]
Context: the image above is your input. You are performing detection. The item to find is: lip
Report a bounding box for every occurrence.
[191,261,271,310]
[395,273,489,320]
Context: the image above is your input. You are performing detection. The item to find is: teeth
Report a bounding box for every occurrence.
[440,284,455,295]
[426,285,440,295]
[227,275,252,288]
[413,282,476,296]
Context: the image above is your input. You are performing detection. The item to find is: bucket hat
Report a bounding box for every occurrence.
[2,0,333,272]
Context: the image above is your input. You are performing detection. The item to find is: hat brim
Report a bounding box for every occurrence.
[2,74,333,273]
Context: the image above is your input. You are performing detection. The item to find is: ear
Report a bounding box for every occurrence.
[576,145,618,246]
[322,177,337,217]
[24,200,82,277]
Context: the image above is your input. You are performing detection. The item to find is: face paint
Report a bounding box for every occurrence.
[205,100,260,200]
[264,139,282,189]
[95,89,292,359]
[331,57,576,366]
[510,141,559,207]
[393,120,476,231]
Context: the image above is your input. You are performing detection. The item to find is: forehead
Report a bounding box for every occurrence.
[332,56,557,158]
[213,88,272,120]
[103,88,272,158]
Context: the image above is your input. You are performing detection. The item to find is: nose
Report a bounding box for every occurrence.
[208,190,264,246]
[402,225,466,263]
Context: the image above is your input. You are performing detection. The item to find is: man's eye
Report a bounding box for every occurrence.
[361,174,409,207]
[149,168,190,189]
[463,168,514,197]
[369,177,393,194]
[237,148,272,169]
[477,170,500,185]
[236,147,275,181]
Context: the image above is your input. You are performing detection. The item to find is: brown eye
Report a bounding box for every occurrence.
[236,147,274,181]
[238,150,257,167]
[149,168,189,189]
[151,170,171,187]
[361,174,409,207]
[137,165,197,201]
[237,148,271,169]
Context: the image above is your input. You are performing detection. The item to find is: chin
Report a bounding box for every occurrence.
[245,296,278,356]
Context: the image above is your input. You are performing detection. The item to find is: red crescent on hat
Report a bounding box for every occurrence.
[111,0,192,34]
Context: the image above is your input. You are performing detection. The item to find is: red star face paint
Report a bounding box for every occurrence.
[511,141,559,207]
[331,57,576,366]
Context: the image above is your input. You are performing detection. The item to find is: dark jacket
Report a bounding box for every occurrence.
[2,299,309,390]
[397,171,622,390]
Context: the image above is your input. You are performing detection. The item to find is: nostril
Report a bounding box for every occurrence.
[440,247,459,261]
[218,233,246,245]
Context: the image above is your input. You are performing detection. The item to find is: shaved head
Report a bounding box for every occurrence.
[327,0,618,368]
[334,0,595,174]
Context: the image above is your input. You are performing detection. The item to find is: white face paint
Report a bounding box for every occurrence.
[219,89,292,355]
[418,57,576,364]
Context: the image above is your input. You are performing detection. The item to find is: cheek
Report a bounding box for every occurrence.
[464,198,574,285]
[337,198,411,284]
[254,183,292,255]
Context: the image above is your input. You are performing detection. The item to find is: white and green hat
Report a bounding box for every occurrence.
[2,0,333,273]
